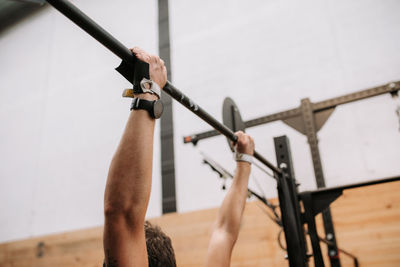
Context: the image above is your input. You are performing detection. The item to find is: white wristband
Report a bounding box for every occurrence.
[234,152,253,164]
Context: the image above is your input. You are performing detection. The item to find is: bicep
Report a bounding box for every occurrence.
[104,213,148,267]
[204,229,236,267]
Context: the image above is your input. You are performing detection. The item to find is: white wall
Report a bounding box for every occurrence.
[0,0,159,243]
[170,0,400,211]
[0,0,399,243]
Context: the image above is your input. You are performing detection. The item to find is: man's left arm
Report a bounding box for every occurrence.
[103,47,166,267]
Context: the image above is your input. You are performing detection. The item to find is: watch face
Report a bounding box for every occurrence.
[153,100,164,119]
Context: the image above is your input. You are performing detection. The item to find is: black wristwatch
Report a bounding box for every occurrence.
[130,98,164,119]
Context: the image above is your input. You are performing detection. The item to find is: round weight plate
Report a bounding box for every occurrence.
[222,97,246,152]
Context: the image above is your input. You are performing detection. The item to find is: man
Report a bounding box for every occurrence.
[103,47,255,267]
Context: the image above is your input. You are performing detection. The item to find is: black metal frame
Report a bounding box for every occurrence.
[184,80,400,266]
[183,81,400,144]
[300,175,400,266]
[273,137,400,267]
[274,136,308,267]
[204,133,399,266]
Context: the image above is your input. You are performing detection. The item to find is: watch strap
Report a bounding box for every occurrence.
[130,98,155,117]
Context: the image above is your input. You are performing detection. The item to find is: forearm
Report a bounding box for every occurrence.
[215,162,251,239]
[104,94,157,222]
[205,132,253,266]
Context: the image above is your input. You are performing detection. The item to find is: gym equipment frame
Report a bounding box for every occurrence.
[274,135,400,266]
[185,80,400,266]
[44,1,400,266]
[215,96,399,266]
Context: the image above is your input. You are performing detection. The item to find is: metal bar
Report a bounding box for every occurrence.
[203,156,274,207]
[301,98,341,266]
[183,107,301,144]
[318,236,359,267]
[254,151,281,174]
[299,175,400,266]
[303,175,400,196]
[164,82,282,174]
[300,99,326,187]
[183,81,400,144]
[313,82,400,112]
[183,129,219,144]
[302,192,325,267]
[46,0,282,175]
[245,107,301,128]
[46,0,134,64]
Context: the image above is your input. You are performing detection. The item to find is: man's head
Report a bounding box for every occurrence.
[145,221,176,267]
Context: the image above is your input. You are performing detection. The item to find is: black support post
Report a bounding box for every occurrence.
[274,136,308,267]
[158,0,176,214]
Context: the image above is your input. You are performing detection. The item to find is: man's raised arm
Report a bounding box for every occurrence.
[204,131,255,267]
[103,47,166,267]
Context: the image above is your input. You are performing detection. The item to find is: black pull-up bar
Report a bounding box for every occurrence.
[45,0,282,175]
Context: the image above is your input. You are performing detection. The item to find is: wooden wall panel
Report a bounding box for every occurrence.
[0,181,399,267]
[316,179,400,266]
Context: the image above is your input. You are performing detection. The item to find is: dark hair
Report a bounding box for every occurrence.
[145,221,176,267]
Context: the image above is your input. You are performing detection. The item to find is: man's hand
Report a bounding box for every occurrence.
[132,47,167,88]
[235,131,254,156]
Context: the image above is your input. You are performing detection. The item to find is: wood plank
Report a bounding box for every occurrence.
[0,181,399,266]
